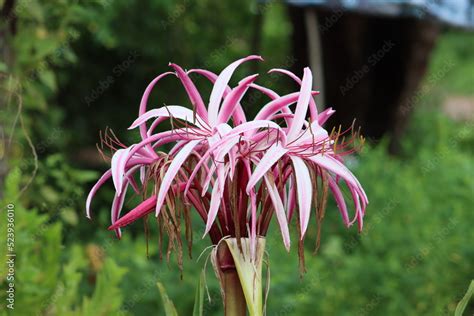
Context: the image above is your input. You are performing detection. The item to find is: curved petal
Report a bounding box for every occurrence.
[328,176,350,226]
[254,92,299,121]
[291,156,313,237]
[296,120,329,145]
[246,144,288,193]
[155,140,201,216]
[318,107,336,125]
[169,63,208,121]
[110,180,129,238]
[269,68,319,121]
[264,174,290,251]
[208,55,263,125]
[129,105,208,130]
[204,181,222,236]
[217,74,259,124]
[249,83,279,99]
[111,146,134,195]
[308,154,358,188]
[138,72,174,142]
[287,68,313,142]
[108,195,157,230]
[86,169,112,219]
[188,68,247,125]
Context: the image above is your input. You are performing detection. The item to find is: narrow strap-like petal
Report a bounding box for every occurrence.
[217,74,258,124]
[86,169,112,219]
[169,63,208,121]
[155,140,201,216]
[246,144,288,194]
[129,105,208,130]
[208,55,262,126]
[317,107,335,126]
[328,176,350,226]
[264,174,291,251]
[204,181,222,236]
[111,146,134,195]
[287,68,313,142]
[188,68,248,125]
[269,68,319,121]
[290,156,313,237]
[138,72,174,155]
[108,195,157,230]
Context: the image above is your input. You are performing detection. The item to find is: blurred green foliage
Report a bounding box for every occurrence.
[1,0,474,315]
[0,170,127,315]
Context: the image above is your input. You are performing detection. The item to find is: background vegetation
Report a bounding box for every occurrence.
[1,1,473,315]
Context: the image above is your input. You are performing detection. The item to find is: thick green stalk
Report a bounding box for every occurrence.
[225,238,266,316]
[218,242,247,316]
[224,267,247,316]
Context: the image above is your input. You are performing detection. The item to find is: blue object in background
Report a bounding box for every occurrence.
[285,0,474,28]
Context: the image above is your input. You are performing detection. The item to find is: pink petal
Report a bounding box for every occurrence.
[318,107,336,125]
[296,120,328,145]
[111,146,134,195]
[311,154,368,206]
[110,181,129,239]
[287,68,313,142]
[86,169,112,219]
[108,195,157,230]
[254,92,300,121]
[222,120,285,144]
[249,83,279,99]
[169,63,208,121]
[129,106,207,130]
[269,68,320,121]
[291,156,313,237]
[208,55,262,125]
[246,144,288,193]
[308,154,358,188]
[217,74,259,124]
[264,175,291,251]
[204,182,222,236]
[201,163,216,196]
[328,176,350,226]
[348,185,363,231]
[155,140,201,216]
[188,68,248,125]
[287,180,296,221]
[139,72,174,142]
[140,166,146,184]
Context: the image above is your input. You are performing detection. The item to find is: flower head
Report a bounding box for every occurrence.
[86,56,368,266]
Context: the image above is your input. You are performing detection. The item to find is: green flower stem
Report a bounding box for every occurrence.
[218,242,247,316]
[226,238,266,316]
[224,267,247,316]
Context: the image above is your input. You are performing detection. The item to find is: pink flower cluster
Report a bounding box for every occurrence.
[86,56,367,256]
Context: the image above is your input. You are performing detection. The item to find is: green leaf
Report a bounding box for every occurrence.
[455,280,474,316]
[81,259,127,315]
[38,70,57,91]
[60,207,79,226]
[0,62,7,72]
[192,271,205,316]
[157,282,178,316]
